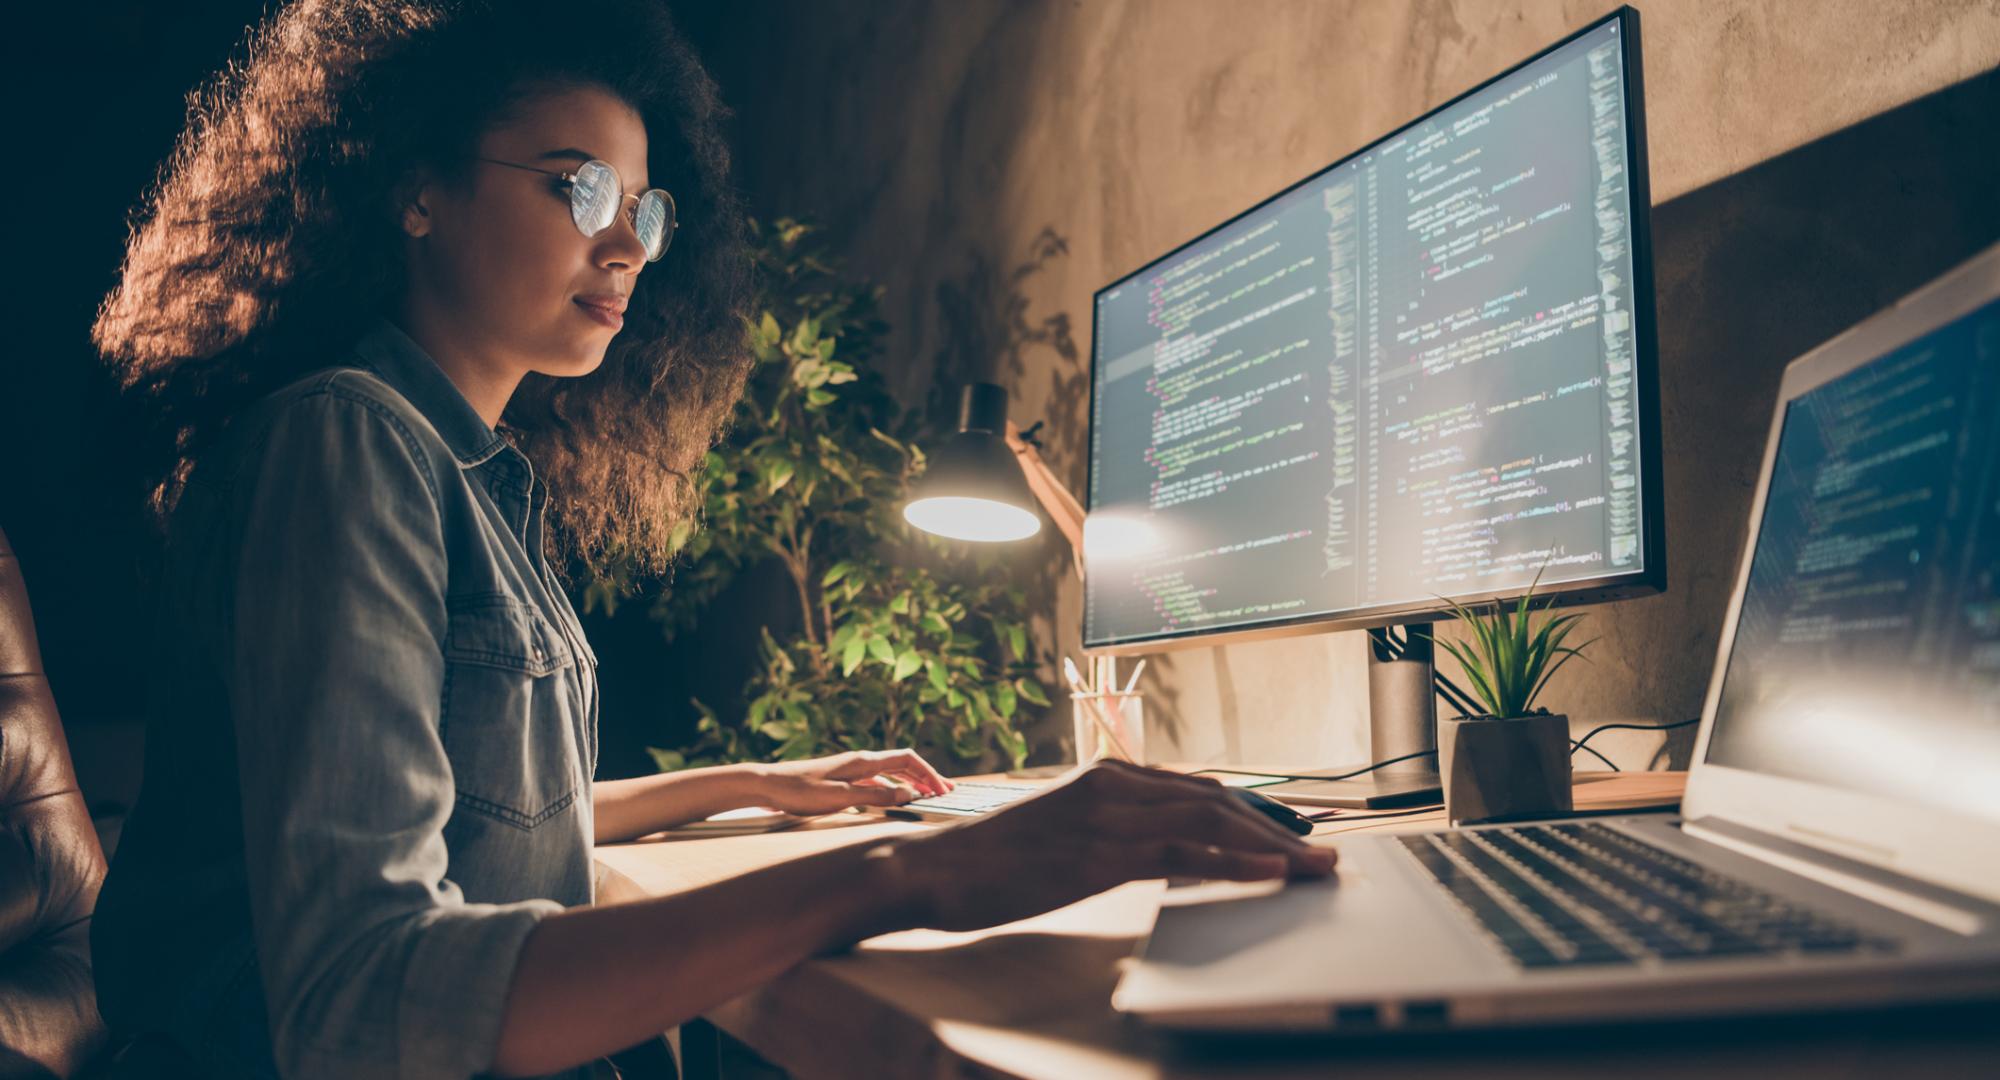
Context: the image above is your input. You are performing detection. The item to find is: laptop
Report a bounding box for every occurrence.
[1112,244,2000,1031]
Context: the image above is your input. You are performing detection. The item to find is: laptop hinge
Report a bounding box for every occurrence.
[1682,816,1990,936]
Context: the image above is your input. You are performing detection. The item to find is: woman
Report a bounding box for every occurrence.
[89,2,1335,1077]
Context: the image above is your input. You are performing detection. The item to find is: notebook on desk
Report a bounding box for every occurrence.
[1112,244,2000,1032]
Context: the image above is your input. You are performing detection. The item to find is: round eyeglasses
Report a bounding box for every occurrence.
[476,157,677,262]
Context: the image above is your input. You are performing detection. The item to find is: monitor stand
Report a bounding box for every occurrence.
[1262,623,1444,809]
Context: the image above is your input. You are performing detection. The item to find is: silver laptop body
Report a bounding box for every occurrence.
[1112,244,2000,1031]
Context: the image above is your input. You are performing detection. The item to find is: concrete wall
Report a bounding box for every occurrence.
[678,1,2000,772]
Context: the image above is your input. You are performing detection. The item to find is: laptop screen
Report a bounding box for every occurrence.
[1705,297,2000,822]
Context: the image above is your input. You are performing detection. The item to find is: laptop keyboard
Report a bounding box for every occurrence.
[900,780,1038,816]
[1399,823,1898,969]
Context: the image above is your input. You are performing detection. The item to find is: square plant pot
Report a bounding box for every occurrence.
[1437,712,1573,825]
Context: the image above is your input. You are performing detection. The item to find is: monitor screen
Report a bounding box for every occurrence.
[1084,11,1660,649]
[1705,297,2000,821]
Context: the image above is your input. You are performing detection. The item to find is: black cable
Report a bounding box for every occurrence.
[1570,739,1620,771]
[1573,716,1701,751]
[1191,748,1438,785]
[1304,804,1442,822]
[1192,717,1699,789]
[1566,717,1702,770]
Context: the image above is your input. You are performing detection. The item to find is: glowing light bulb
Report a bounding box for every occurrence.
[903,497,1040,542]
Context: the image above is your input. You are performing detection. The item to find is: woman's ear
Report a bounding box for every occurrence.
[394,172,433,238]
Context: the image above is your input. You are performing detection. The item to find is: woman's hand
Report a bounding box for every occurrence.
[750,749,955,815]
[885,759,1337,932]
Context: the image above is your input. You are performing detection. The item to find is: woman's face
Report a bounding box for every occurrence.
[403,82,653,381]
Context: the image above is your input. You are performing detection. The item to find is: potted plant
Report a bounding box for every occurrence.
[1432,572,1596,824]
[580,219,1052,775]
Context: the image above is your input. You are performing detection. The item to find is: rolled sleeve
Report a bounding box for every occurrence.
[227,384,556,1080]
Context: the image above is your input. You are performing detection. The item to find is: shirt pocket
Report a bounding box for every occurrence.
[439,594,582,831]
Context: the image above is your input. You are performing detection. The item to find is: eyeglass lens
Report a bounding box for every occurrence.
[568,159,676,261]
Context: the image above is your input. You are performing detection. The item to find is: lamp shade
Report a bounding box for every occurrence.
[903,384,1043,542]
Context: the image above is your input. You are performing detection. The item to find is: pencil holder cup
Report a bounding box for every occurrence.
[1070,691,1146,767]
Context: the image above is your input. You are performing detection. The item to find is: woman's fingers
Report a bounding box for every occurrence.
[1067,759,1231,805]
[1057,763,1337,879]
[830,780,910,807]
[836,749,952,795]
[1095,798,1304,852]
[1127,840,1293,883]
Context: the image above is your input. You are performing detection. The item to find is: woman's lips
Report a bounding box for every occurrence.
[574,296,625,329]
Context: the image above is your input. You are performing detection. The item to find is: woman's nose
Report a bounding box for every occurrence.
[597,201,650,269]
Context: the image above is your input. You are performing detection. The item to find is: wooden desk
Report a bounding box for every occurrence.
[594,771,1998,1080]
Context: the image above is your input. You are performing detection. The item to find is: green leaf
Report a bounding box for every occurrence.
[764,457,795,493]
[1438,636,1501,717]
[927,659,949,694]
[867,635,896,666]
[666,519,695,557]
[807,387,837,407]
[892,650,923,682]
[580,578,621,618]
[1001,729,1028,770]
[822,562,854,586]
[758,720,794,740]
[1005,622,1027,660]
[646,746,687,772]
[1016,677,1050,707]
[841,636,866,676]
[994,681,1017,720]
[788,316,819,354]
[919,611,951,638]
[888,591,911,615]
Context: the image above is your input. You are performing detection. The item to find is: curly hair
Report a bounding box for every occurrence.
[93,0,753,575]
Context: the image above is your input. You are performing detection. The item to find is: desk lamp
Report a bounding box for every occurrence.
[903,383,1084,576]
[905,383,1125,768]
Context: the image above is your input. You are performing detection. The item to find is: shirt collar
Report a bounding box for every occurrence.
[349,318,510,468]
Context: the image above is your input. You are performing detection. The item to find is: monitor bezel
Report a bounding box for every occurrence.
[1082,5,1665,655]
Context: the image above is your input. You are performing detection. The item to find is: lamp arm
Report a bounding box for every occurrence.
[1004,420,1085,563]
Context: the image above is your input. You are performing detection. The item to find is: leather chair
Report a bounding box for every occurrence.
[0,525,109,1078]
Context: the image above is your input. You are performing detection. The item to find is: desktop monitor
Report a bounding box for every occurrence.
[1081,8,1663,797]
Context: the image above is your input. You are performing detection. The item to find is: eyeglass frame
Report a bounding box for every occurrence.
[474,156,677,262]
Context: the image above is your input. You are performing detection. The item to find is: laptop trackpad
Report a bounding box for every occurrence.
[1118,838,1499,1015]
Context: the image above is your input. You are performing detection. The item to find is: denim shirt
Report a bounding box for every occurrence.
[93,320,602,1080]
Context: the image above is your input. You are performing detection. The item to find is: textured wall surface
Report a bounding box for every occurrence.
[679,1,2000,771]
